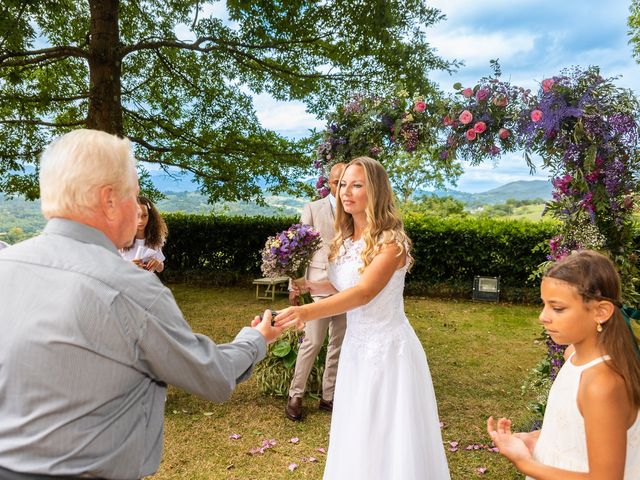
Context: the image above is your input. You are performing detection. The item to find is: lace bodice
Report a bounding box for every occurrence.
[328,238,410,363]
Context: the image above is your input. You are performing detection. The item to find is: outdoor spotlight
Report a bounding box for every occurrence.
[472,276,500,302]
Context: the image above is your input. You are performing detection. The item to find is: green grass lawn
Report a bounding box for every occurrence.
[154,285,544,480]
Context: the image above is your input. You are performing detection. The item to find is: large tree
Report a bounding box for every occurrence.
[0,0,456,201]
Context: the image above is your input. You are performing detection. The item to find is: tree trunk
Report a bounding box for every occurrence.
[87,0,123,135]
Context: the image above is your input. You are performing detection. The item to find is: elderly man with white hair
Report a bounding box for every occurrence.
[0,129,282,480]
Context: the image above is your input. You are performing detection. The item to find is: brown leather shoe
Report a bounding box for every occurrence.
[318,398,333,412]
[285,396,303,421]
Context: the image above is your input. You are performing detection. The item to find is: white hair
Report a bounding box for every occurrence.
[39,129,137,219]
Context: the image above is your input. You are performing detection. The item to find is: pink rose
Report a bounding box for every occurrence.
[530,109,543,122]
[459,110,473,124]
[443,115,453,126]
[498,128,511,139]
[466,128,477,141]
[473,121,486,134]
[542,78,555,93]
[475,88,490,102]
[462,88,473,98]
[492,95,507,107]
[414,101,427,113]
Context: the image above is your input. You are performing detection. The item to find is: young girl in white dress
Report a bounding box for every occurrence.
[119,195,167,273]
[276,156,450,479]
[488,250,640,479]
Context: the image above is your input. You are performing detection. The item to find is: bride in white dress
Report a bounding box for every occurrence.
[275,156,450,479]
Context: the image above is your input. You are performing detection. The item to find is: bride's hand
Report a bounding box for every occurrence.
[274,306,307,330]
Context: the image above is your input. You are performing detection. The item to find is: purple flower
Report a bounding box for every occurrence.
[476,88,490,102]
[261,224,322,279]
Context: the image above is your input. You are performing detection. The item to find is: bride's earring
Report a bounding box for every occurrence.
[596,322,603,333]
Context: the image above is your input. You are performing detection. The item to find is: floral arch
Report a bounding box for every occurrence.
[314,65,640,387]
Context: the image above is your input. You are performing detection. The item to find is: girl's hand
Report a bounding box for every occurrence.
[144,258,164,273]
[132,259,144,269]
[487,417,533,466]
[274,306,307,330]
[513,430,540,454]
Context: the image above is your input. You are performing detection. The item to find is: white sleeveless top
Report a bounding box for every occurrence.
[528,353,640,479]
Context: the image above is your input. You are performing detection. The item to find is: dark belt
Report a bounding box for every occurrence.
[0,466,106,480]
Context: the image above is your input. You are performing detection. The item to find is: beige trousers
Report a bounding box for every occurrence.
[288,304,347,402]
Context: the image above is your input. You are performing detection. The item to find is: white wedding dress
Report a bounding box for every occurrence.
[323,238,450,479]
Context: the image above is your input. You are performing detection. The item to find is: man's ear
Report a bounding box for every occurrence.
[99,185,117,220]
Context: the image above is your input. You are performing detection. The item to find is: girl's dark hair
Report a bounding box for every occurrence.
[124,195,168,251]
[545,250,640,408]
[137,195,168,249]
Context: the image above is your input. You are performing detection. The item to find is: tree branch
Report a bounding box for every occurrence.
[121,35,362,81]
[120,34,331,57]
[0,118,86,127]
[217,43,362,80]
[0,46,88,67]
[0,93,88,103]
[153,49,199,91]
[123,109,300,159]
[128,136,223,180]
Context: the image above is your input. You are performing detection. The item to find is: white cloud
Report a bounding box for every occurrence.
[430,29,535,69]
[252,94,325,139]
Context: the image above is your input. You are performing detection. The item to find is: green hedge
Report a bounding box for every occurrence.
[159,212,559,301]
[404,215,558,301]
[159,213,297,285]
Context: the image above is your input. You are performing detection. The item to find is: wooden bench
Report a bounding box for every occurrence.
[252,276,289,300]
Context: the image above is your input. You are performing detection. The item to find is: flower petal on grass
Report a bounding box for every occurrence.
[315,447,327,454]
[229,433,241,440]
[477,467,488,474]
[288,463,298,471]
[290,437,299,444]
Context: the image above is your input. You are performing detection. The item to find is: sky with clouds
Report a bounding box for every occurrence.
[247,0,640,193]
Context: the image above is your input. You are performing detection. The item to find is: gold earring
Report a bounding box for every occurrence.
[596,322,603,333]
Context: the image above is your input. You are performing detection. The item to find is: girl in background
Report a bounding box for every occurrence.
[488,250,640,479]
[120,195,168,273]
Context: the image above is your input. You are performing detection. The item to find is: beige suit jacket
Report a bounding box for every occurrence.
[301,196,336,288]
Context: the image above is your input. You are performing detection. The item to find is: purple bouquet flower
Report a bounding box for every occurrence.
[260,224,323,304]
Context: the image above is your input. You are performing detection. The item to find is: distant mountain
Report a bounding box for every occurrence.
[148,171,286,193]
[423,180,553,206]
[0,179,552,239]
[148,171,200,192]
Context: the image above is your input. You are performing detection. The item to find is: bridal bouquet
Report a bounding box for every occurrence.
[260,223,322,305]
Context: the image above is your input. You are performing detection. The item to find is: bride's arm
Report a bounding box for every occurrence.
[275,244,404,328]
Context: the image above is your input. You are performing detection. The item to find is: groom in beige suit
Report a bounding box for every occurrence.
[285,163,347,421]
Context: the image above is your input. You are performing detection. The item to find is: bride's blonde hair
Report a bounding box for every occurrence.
[329,156,413,272]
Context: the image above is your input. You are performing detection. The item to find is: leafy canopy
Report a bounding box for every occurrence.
[0,0,457,201]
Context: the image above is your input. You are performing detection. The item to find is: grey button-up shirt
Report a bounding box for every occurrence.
[0,219,267,479]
